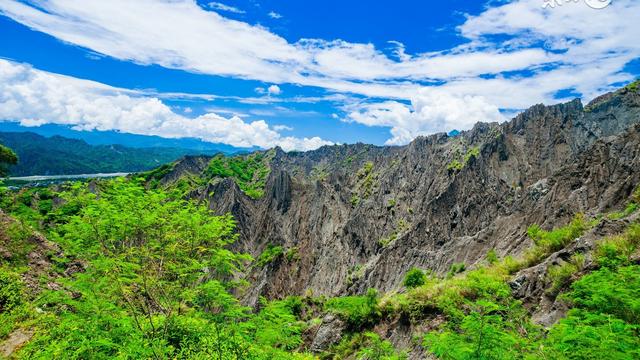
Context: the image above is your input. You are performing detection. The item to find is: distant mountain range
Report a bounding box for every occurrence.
[0,122,252,153]
[0,131,234,176]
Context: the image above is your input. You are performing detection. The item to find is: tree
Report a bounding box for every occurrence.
[0,144,18,177]
[403,268,427,288]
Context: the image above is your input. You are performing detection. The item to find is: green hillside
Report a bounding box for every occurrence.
[0,132,219,176]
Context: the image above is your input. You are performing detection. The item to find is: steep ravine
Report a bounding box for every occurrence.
[161,86,640,311]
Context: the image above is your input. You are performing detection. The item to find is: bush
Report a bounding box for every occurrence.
[594,224,640,269]
[446,262,466,278]
[325,289,380,330]
[542,309,640,360]
[256,245,284,267]
[0,270,23,313]
[403,268,427,289]
[447,160,463,172]
[633,184,640,203]
[486,249,499,264]
[524,214,589,266]
[546,253,585,296]
[565,265,640,324]
[357,332,406,360]
[608,202,638,220]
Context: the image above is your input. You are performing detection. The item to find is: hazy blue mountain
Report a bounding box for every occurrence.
[0,122,252,153]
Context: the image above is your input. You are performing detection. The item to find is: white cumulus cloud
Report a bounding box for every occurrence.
[0,0,638,144]
[346,91,506,145]
[0,59,331,151]
[267,85,282,96]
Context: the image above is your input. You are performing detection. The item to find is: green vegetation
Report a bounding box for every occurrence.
[403,268,427,289]
[546,253,585,296]
[542,264,640,359]
[256,244,284,267]
[0,178,316,359]
[141,162,175,189]
[447,146,480,173]
[378,219,409,248]
[2,167,640,359]
[325,289,381,330]
[206,151,273,199]
[608,185,640,220]
[446,262,466,278]
[0,131,215,176]
[446,159,464,172]
[351,162,378,207]
[0,143,18,177]
[486,249,499,264]
[346,264,366,286]
[311,164,330,181]
[325,332,406,360]
[522,214,590,268]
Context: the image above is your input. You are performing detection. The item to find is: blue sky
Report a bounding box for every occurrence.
[0,0,638,150]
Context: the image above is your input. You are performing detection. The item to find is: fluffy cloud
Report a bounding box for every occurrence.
[345,91,506,145]
[0,59,331,151]
[267,85,282,96]
[0,0,638,143]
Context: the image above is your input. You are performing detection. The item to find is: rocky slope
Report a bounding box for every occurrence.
[161,86,640,310]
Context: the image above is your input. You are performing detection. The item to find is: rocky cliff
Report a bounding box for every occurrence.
[160,86,640,309]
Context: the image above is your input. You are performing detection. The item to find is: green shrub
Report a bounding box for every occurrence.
[351,194,361,207]
[446,262,466,278]
[357,332,406,360]
[546,253,585,296]
[447,147,480,173]
[542,309,640,360]
[486,249,499,264]
[565,265,640,324]
[285,247,300,262]
[447,159,464,172]
[608,202,638,220]
[625,79,639,92]
[0,270,29,339]
[425,301,534,360]
[633,184,640,203]
[463,147,480,164]
[0,270,23,313]
[353,162,377,200]
[403,268,427,289]
[325,289,380,330]
[594,224,640,269]
[541,265,640,359]
[256,244,284,267]
[524,214,589,266]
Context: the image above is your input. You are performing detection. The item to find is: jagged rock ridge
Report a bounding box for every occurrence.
[161,87,640,308]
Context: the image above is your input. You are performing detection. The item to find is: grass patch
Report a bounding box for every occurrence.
[522,214,590,268]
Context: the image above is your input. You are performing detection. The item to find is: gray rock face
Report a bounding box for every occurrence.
[163,87,640,308]
[309,314,346,352]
